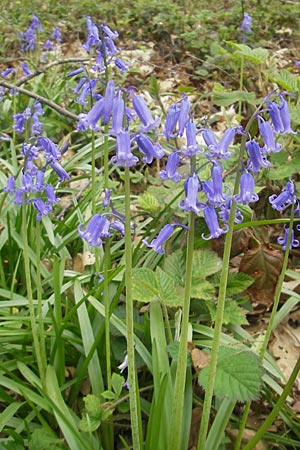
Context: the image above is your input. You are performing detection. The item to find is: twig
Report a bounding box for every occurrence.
[0,80,78,121]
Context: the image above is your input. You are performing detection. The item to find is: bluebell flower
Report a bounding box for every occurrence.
[39,137,61,161]
[111,92,125,135]
[83,97,105,131]
[115,58,129,73]
[240,13,252,33]
[278,94,296,134]
[159,152,182,183]
[164,103,181,140]
[35,170,45,191]
[218,199,244,224]
[179,173,202,214]
[1,68,15,78]
[132,95,160,133]
[51,27,62,43]
[177,95,191,136]
[83,17,100,52]
[21,173,35,192]
[202,126,243,160]
[49,160,70,182]
[13,113,26,133]
[269,180,295,211]
[111,220,125,236]
[101,24,119,41]
[45,184,60,204]
[68,67,84,77]
[78,214,111,247]
[102,188,112,208]
[72,76,88,95]
[22,63,33,76]
[77,79,98,105]
[14,189,24,205]
[143,223,177,254]
[277,225,300,251]
[246,140,270,173]
[202,205,229,240]
[30,198,52,221]
[184,119,200,156]
[111,130,139,167]
[134,133,164,164]
[234,172,259,204]
[43,40,54,51]
[202,163,228,207]
[30,14,42,32]
[3,176,15,194]
[103,80,115,125]
[258,117,282,154]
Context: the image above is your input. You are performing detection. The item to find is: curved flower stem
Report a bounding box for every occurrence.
[168,210,195,450]
[124,167,142,450]
[242,354,300,450]
[234,205,295,450]
[22,202,44,381]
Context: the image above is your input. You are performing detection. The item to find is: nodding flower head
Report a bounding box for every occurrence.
[184,119,200,156]
[202,205,229,240]
[240,13,252,33]
[143,223,178,254]
[111,129,139,167]
[179,173,202,214]
[103,80,115,125]
[202,163,228,207]
[246,140,270,173]
[202,126,243,160]
[159,152,182,183]
[258,117,282,154]
[78,214,111,247]
[132,95,160,133]
[234,172,259,205]
[277,225,300,251]
[267,94,295,135]
[134,133,164,164]
[269,180,296,211]
[30,198,52,222]
[177,95,191,136]
[164,103,181,140]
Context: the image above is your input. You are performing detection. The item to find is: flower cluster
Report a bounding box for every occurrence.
[68,18,129,106]
[240,13,252,41]
[3,102,69,221]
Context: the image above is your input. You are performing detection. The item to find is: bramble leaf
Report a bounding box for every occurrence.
[199,346,262,401]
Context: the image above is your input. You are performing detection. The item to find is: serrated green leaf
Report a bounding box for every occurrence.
[79,415,101,433]
[191,279,215,300]
[206,299,248,325]
[225,272,255,296]
[228,42,269,64]
[139,192,160,212]
[199,346,262,401]
[163,250,186,286]
[112,373,125,397]
[29,429,65,450]
[156,267,184,306]
[267,69,300,92]
[192,250,223,279]
[132,268,159,303]
[212,90,256,107]
[83,394,102,418]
